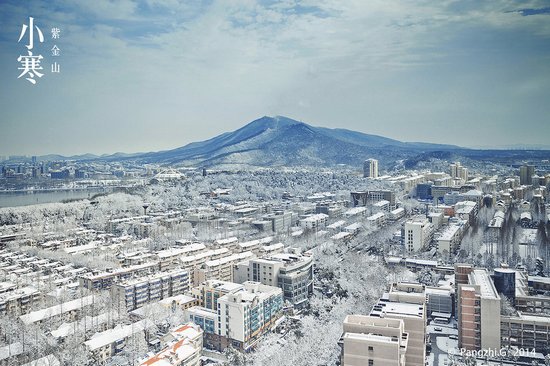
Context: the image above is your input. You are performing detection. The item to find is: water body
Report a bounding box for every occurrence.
[0,188,113,208]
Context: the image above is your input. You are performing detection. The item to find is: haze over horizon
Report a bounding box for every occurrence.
[1,0,550,156]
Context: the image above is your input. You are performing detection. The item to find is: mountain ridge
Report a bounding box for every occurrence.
[10,116,548,168]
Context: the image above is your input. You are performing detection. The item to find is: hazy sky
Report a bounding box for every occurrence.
[1,0,550,156]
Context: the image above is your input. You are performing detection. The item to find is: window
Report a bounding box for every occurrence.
[368,346,373,351]
[368,360,374,366]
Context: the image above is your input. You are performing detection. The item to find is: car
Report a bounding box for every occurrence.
[449,335,458,340]
[434,327,443,332]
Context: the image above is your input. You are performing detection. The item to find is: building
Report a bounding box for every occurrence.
[403,216,434,252]
[233,248,314,308]
[425,287,453,317]
[340,315,408,366]
[450,162,468,183]
[366,213,386,230]
[190,280,244,311]
[113,269,190,311]
[501,312,550,353]
[350,190,396,208]
[180,248,230,285]
[457,269,501,351]
[20,295,96,326]
[299,213,328,230]
[416,183,433,200]
[436,224,463,254]
[387,282,426,305]
[0,286,41,316]
[84,319,156,364]
[156,245,206,271]
[520,164,535,186]
[218,281,283,351]
[186,281,283,352]
[370,299,426,366]
[139,323,203,366]
[79,262,159,290]
[195,251,254,284]
[363,159,379,178]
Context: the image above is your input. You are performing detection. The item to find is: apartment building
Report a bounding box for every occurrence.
[155,244,206,271]
[195,251,255,284]
[79,262,158,290]
[370,299,426,366]
[20,295,96,326]
[180,248,230,285]
[233,248,314,308]
[457,269,501,351]
[190,280,244,311]
[217,282,283,351]
[363,158,379,178]
[0,286,41,316]
[501,312,550,353]
[113,269,189,311]
[84,319,156,364]
[436,224,463,254]
[299,213,329,230]
[350,190,396,208]
[340,315,408,366]
[403,216,434,252]
[186,281,283,352]
[366,212,386,230]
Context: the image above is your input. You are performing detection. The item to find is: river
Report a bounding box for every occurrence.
[0,188,114,208]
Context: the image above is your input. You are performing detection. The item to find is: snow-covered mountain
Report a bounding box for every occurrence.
[135,116,459,167]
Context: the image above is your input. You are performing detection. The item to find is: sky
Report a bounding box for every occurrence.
[1,0,550,156]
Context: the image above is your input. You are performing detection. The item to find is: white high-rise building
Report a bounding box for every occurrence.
[363,159,379,178]
[341,315,408,366]
[450,162,468,183]
[403,216,434,252]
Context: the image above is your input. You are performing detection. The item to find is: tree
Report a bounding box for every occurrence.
[501,297,516,316]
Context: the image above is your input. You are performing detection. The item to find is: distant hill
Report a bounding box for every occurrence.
[131,116,460,167]
[13,116,550,168]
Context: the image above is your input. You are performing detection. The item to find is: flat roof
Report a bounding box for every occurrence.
[470,269,499,299]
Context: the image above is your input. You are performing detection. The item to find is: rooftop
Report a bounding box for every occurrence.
[20,295,96,325]
[470,269,500,300]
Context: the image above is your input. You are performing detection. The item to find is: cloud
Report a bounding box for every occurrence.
[1,0,550,155]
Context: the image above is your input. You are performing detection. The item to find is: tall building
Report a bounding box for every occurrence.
[457,269,501,351]
[186,281,283,351]
[341,315,408,366]
[519,164,535,185]
[363,159,379,178]
[190,280,244,311]
[233,248,314,308]
[403,216,434,252]
[370,299,426,366]
[450,162,468,183]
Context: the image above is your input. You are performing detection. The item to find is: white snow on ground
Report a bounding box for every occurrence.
[436,336,458,354]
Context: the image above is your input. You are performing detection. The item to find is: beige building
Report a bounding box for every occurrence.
[457,269,501,351]
[195,251,255,284]
[370,299,426,366]
[341,315,408,366]
[501,312,550,353]
[364,159,379,178]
